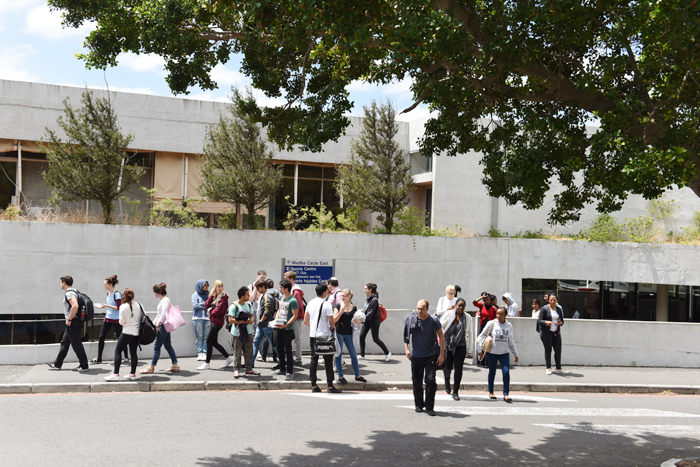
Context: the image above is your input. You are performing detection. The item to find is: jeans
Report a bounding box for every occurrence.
[359,319,389,357]
[114,333,139,375]
[486,352,511,395]
[205,325,230,363]
[411,355,437,410]
[54,320,88,370]
[97,320,128,361]
[253,326,277,364]
[540,331,562,370]
[193,319,210,355]
[276,328,295,375]
[151,325,178,366]
[336,333,360,378]
[293,325,303,361]
[444,345,467,393]
[233,335,254,372]
[309,337,334,387]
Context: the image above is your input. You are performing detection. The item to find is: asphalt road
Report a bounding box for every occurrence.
[1,390,698,467]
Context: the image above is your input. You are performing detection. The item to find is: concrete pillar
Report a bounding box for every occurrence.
[656,284,669,321]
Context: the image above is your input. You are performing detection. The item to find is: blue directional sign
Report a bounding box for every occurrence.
[283,259,335,285]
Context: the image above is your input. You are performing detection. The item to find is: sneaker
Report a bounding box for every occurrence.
[355,376,367,383]
[123,357,129,364]
[233,370,240,378]
[72,366,89,373]
[124,374,136,381]
[357,355,365,360]
[452,393,460,401]
[271,364,281,371]
[342,360,347,368]
[445,381,452,395]
[311,386,322,393]
[327,386,342,394]
[245,371,260,376]
[385,352,392,362]
[546,368,552,375]
[415,406,424,413]
[426,410,436,417]
[47,363,60,370]
[271,369,283,375]
[91,358,102,363]
[222,356,234,368]
[285,373,294,380]
[197,363,211,370]
[338,377,348,384]
[197,354,206,361]
[294,359,302,366]
[104,373,120,381]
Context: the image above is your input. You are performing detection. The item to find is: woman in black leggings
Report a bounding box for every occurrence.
[104,288,141,381]
[93,275,128,364]
[443,298,468,401]
[359,283,391,361]
[538,292,565,375]
[197,280,233,370]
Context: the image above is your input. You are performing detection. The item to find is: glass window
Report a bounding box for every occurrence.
[298,165,323,179]
[0,161,16,209]
[273,178,295,230]
[323,167,337,180]
[282,164,295,177]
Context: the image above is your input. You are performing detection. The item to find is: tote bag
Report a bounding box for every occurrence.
[164,303,186,332]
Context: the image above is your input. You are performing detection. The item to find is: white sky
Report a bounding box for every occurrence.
[0,1,435,122]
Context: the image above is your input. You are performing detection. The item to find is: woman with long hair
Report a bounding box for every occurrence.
[141,283,179,373]
[359,283,391,361]
[93,275,129,364]
[105,288,142,381]
[538,292,565,375]
[332,289,366,384]
[197,280,234,370]
[441,298,469,401]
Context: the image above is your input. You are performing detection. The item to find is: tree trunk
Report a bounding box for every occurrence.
[384,210,394,233]
[102,201,113,224]
[246,203,257,230]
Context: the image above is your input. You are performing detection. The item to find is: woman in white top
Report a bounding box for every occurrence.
[477,307,519,402]
[537,292,564,375]
[105,288,142,381]
[141,283,179,374]
[531,298,541,318]
[435,285,457,317]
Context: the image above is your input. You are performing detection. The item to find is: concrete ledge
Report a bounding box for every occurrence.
[557,383,606,393]
[605,385,650,394]
[91,382,150,393]
[0,383,31,394]
[364,382,388,391]
[260,381,291,390]
[150,381,206,392]
[528,383,558,392]
[205,381,260,391]
[31,383,91,394]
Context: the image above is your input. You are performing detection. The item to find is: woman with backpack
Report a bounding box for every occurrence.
[359,283,391,362]
[93,275,129,364]
[141,283,179,373]
[197,280,234,370]
[105,288,142,381]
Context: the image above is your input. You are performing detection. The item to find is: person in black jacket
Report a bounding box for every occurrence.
[538,292,564,375]
[359,283,391,361]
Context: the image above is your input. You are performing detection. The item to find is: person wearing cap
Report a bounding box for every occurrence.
[326,277,344,308]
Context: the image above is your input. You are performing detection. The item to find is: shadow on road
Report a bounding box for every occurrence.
[195,426,699,466]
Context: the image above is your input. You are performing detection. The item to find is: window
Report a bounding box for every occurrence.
[0,161,16,209]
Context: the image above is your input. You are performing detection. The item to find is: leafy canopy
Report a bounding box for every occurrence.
[50,0,700,223]
[41,89,144,224]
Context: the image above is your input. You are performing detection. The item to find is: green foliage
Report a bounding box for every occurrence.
[336,101,414,233]
[119,195,145,225]
[217,210,238,230]
[50,0,700,224]
[624,198,676,243]
[283,196,309,231]
[199,88,283,230]
[336,205,369,233]
[393,206,429,236]
[41,89,144,224]
[306,204,337,232]
[0,205,22,221]
[150,198,207,228]
[581,214,626,243]
[489,227,548,239]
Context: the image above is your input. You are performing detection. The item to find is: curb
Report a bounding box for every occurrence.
[0,382,698,396]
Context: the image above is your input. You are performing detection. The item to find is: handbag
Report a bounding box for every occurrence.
[164,303,186,332]
[312,303,336,355]
[480,321,495,357]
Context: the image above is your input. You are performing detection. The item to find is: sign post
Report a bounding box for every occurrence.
[281,258,335,285]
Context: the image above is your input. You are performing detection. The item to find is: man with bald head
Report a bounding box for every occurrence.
[403,299,445,416]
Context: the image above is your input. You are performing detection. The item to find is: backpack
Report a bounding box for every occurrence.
[138,303,157,345]
[379,304,387,323]
[67,289,94,321]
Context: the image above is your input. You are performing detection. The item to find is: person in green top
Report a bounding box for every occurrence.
[276,279,299,380]
[228,286,258,378]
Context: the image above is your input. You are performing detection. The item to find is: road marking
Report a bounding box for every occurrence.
[533,424,700,436]
[399,407,700,418]
[290,393,576,402]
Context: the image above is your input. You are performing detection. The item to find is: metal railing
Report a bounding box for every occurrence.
[0,316,108,345]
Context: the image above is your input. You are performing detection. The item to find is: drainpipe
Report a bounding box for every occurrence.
[15,141,22,205]
[293,163,299,205]
[183,155,189,200]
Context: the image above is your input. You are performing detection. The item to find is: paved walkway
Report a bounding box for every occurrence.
[1,355,699,395]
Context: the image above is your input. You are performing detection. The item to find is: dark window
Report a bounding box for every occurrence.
[0,161,16,209]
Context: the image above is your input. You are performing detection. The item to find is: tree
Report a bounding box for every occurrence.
[42,90,144,224]
[50,0,700,224]
[336,100,414,233]
[199,88,283,229]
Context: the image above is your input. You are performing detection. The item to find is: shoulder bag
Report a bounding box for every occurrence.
[480,321,495,357]
[312,303,336,355]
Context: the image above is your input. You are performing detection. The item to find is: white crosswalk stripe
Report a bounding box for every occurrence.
[291,393,575,402]
[401,406,700,418]
[534,424,700,436]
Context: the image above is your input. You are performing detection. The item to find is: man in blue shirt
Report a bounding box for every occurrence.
[403,299,444,416]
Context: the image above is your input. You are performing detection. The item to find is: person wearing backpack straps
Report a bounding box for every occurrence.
[93,274,129,364]
[251,280,278,368]
[48,275,89,372]
[304,282,341,393]
[359,283,391,362]
[403,299,444,416]
[283,271,305,366]
[105,288,142,381]
[477,307,519,402]
[141,283,179,374]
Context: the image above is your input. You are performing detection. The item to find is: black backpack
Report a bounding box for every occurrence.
[138,303,157,345]
[68,290,94,321]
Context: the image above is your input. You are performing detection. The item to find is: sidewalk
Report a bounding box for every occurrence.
[1,355,699,395]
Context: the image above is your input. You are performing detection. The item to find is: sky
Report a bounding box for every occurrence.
[0,0,434,122]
